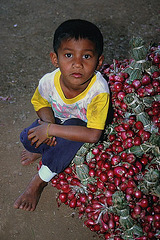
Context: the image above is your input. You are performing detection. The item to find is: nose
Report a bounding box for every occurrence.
[73,56,83,68]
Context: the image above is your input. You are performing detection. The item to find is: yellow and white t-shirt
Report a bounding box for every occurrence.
[31,68,110,130]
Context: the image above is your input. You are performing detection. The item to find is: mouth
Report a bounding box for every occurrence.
[71,73,83,78]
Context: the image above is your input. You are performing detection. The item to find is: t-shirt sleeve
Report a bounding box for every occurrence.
[31,87,51,111]
[86,92,110,130]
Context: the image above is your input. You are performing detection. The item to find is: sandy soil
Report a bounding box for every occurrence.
[0,0,159,239]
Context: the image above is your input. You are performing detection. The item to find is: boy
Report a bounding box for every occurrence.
[14,19,110,211]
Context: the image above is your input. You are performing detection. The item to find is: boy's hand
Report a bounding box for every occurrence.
[43,137,57,147]
[28,120,56,148]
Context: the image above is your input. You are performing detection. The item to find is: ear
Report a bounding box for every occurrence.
[50,52,59,67]
[96,55,104,70]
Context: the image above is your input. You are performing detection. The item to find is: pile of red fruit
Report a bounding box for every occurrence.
[38,39,160,240]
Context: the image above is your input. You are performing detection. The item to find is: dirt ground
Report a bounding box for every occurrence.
[0,1,159,239]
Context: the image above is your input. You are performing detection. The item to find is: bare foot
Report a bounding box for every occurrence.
[13,173,47,211]
[21,149,41,166]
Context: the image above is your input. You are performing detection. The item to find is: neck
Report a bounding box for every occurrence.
[60,75,93,99]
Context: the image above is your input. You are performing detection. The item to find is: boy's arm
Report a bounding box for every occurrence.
[48,124,102,143]
[31,87,55,123]
[28,121,102,148]
[31,87,57,146]
[36,108,57,146]
[36,107,55,123]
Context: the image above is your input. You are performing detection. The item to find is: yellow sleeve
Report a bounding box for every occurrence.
[31,87,51,111]
[86,93,110,130]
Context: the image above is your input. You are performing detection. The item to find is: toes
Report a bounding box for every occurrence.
[13,201,20,209]
[29,203,36,212]
[21,150,27,157]
[19,201,28,210]
[21,155,27,161]
[19,201,33,211]
[25,202,32,211]
[23,202,36,211]
[14,199,35,211]
[21,153,28,162]
[14,199,26,210]
[21,160,29,166]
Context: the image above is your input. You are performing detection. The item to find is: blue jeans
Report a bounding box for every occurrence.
[20,118,86,173]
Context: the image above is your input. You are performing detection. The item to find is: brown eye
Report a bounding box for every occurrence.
[83,54,91,59]
[65,53,72,58]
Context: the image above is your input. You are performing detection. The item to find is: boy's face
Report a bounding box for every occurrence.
[50,38,104,91]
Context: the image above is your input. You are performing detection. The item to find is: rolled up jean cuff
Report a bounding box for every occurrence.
[38,165,57,182]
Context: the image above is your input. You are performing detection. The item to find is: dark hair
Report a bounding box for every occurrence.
[53,19,103,57]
